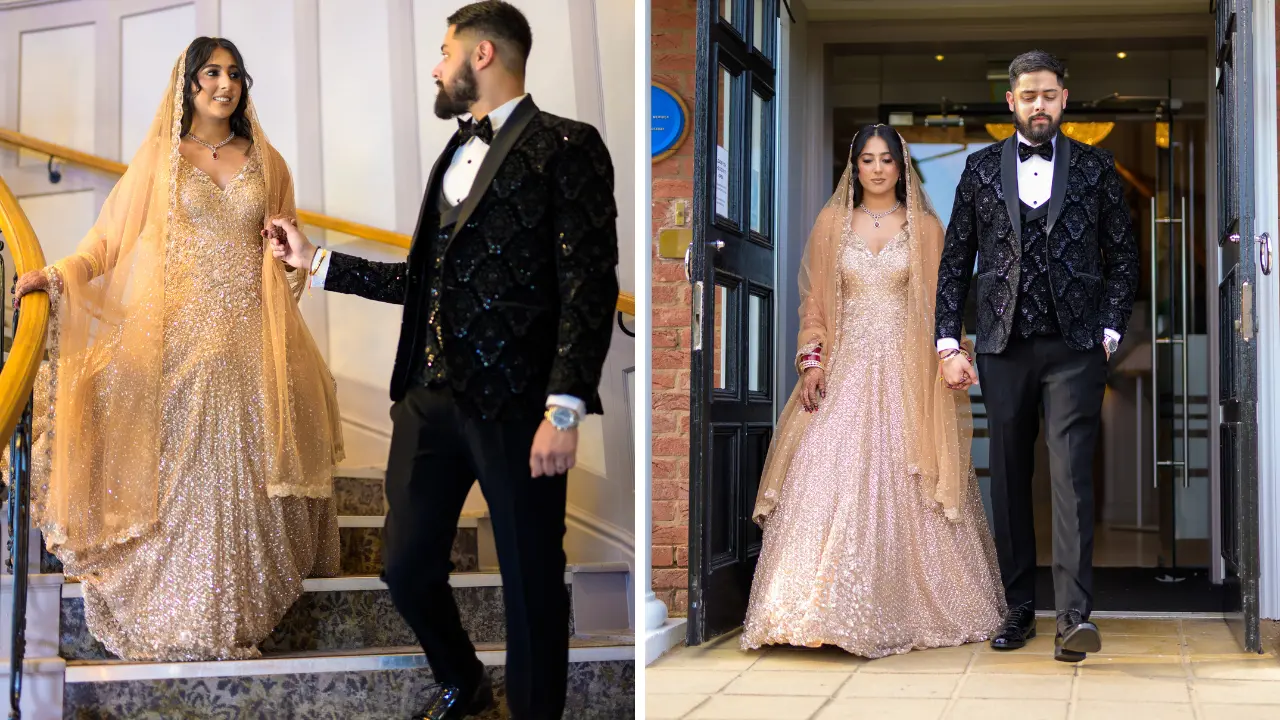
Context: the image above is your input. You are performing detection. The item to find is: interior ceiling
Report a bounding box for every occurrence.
[827,35,1207,58]
[803,0,1208,22]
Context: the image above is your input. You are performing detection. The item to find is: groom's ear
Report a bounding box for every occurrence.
[1005,90,1015,113]
[1061,88,1068,110]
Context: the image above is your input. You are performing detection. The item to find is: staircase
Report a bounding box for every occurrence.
[4,470,636,719]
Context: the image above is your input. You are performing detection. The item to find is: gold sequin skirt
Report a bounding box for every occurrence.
[741,343,1005,658]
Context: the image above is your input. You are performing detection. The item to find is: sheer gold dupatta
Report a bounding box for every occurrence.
[34,52,343,569]
[751,132,975,524]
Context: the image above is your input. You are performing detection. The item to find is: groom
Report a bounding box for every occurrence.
[270,1,618,717]
[936,50,1138,662]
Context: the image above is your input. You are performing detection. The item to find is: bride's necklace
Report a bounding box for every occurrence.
[186,131,235,159]
[859,201,901,228]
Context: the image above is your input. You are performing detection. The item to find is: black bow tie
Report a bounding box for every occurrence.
[1018,141,1053,163]
[458,116,494,145]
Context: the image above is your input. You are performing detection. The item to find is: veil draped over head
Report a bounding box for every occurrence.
[751,128,975,524]
[33,50,344,567]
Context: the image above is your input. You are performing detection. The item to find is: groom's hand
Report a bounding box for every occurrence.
[940,354,978,390]
[264,217,318,271]
[530,421,578,478]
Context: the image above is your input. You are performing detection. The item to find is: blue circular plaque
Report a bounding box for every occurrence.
[652,82,689,162]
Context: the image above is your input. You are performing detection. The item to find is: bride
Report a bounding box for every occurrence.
[12,38,343,661]
[741,125,1005,657]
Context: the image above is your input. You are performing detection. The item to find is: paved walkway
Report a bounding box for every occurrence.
[647,618,1280,719]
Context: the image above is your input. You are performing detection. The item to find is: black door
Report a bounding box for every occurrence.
[686,0,779,645]
[1214,0,1263,653]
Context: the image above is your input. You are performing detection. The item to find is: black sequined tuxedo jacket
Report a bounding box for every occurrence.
[935,133,1139,354]
[323,96,619,420]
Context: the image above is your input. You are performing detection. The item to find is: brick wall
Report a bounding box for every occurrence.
[651,0,697,617]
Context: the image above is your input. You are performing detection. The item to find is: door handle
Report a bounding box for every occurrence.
[685,240,727,282]
[1260,232,1272,275]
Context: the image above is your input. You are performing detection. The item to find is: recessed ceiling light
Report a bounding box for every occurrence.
[935,54,945,61]
[1117,52,1128,59]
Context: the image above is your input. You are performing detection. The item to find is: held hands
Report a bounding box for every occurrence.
[801,367,825,413]
[940,352,978,391]
[13,270,49,306]
[530,420,578,478]
[263,217,317,271]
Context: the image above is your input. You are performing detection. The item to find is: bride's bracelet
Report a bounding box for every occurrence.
[799,358,823,372]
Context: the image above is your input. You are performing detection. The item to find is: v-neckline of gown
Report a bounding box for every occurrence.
[853,226,907,258]
[181,144,256,193]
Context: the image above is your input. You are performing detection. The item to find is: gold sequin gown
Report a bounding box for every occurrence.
[72,147,340,661]
[741,229,1005,657]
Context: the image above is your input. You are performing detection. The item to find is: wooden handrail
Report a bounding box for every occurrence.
[0,176,50,443]
[0,127,634,314]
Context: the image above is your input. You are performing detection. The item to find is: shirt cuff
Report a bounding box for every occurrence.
[309,248,332,289]
[936,338,961,353]
[1104,329,1120,343]
[546,395,586,417]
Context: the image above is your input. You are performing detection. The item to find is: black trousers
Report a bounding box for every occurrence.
[381,385,569,720]
[977,335,1107,616]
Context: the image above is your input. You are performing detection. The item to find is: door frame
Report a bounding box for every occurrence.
[687,0,781,646]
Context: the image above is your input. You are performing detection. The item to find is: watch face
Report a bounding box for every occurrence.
[551,407,574,427]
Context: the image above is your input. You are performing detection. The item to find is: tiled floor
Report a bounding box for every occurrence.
[647,618,1280,719]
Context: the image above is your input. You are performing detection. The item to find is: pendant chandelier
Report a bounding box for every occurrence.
[984,122,1115,146]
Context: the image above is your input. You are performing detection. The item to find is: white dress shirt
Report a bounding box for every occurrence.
[309,95,586,417]
[937,132,1120,354]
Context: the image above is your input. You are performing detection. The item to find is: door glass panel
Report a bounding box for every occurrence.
[747,292,771,394]
[716,65,740,223]
[713,280,739,392]
[750,91,770,237]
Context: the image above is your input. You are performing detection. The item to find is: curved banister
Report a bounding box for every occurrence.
[0,176,49,444]
[0,127,635,315]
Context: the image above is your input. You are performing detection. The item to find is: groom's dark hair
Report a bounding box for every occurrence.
[449,1,533,75]
[1008,50,1066,87]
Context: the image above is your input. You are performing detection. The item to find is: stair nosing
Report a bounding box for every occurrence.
[63,643,634,682]
[59,571,581,598]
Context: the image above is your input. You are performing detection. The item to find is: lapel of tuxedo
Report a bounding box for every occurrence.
[1045,131,1072,236]
[1000,135,1021,244]
[412,135,460,259]
[447,95,540,249]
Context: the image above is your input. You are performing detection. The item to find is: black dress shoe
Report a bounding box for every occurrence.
[416,676,495,720]
[1054,609,1101,663]
[990,603,1037,650]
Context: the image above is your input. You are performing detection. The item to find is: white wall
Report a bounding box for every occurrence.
[0,0,635,568]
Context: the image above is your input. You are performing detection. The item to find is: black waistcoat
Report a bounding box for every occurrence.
[1011,200,1059,339]
[418,186,464,385]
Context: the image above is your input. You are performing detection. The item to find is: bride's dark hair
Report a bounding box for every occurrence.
[850,124,908,207]
[181,37,255,142]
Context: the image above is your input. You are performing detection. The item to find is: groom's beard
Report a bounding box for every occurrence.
[434,64,480,119]
[1015,111,1060,145]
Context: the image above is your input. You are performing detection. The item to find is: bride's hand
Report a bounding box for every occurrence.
[13,270,48,303]
[801,367,825,413]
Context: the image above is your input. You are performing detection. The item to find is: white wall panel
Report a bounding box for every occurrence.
[220,0,300,171]
[317,0,402,436]
[19,191,99,264]
[120,3,196,161]
[18,24,96,167]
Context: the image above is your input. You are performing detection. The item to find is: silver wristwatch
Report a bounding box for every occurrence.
[545,405,581,431]
[1102,334,1119,356]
